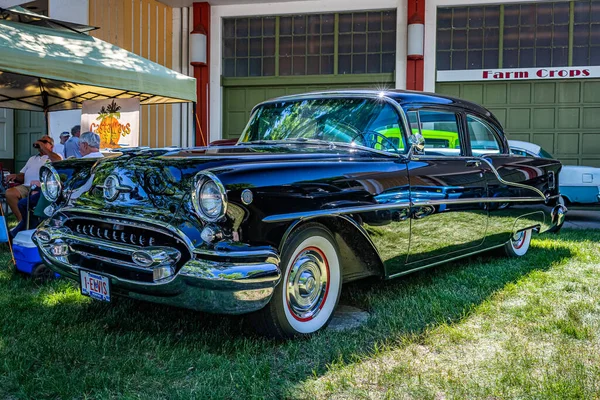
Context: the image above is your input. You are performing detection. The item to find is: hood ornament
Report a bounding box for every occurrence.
[100,175,132,201]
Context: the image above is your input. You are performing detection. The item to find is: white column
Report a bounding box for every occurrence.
[47,0,89,144]
[395,0,408,89]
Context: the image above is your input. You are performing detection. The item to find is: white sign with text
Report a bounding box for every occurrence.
[437,66,600,82]
[81,98,140,149]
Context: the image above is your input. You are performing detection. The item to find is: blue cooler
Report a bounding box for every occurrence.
[13,230,58,278]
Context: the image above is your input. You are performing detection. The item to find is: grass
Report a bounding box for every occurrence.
[0,228,599,399]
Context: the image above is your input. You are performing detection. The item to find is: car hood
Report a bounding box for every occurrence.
[64,143,394,222]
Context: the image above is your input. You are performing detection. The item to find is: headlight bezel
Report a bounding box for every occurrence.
[192,172,228,222]
[40,164,62,203]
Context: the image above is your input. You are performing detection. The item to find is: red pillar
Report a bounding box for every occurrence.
[406,0,425,91]
[192,2,210,147]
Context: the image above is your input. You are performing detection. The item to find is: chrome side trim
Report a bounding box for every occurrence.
[412,197,542,206]
[477,157,546,199]
[262,196,543,223]
[58,207,196,251]
[263,202,411,223]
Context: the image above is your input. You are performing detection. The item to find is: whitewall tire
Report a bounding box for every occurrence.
[252,223,342,338]
[504,229,532,257]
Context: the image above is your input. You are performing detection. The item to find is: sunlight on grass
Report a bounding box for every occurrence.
[0,229,599,399]
[39,287,89,307]
[295,231,600,399]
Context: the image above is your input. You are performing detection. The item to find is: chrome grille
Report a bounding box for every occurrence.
[74,223,157,246]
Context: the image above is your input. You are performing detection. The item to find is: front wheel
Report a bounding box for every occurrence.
[251,223,342,339]
[504,229,532,257]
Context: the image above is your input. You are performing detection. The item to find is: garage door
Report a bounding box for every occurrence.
[437,80,600,167]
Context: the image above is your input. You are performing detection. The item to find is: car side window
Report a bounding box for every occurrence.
[409,109,462,157]
[365,103,407,153]
[510,148,528,157]
[467,115,503,156]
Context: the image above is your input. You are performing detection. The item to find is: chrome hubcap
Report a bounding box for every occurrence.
[287,248,329,321]
[512,231,526,247]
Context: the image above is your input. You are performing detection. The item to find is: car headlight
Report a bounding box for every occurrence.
[192,172,227,222]
[40,165,62,202]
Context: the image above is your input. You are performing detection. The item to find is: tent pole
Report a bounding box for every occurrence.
[192,102,197,147]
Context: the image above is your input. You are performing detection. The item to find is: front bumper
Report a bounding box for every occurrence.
[33,223,281,315]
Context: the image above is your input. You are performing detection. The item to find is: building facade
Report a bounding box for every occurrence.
[1,0,599,170]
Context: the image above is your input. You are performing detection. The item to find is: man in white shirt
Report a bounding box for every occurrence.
[79,132,104,158]
[5,135,63,222]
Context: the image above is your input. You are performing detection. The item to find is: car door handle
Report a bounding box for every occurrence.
[466,160,481,168]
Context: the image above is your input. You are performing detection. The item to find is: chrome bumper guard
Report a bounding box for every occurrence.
[33,223,281,315]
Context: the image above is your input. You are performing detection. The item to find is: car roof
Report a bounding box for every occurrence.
[258,89,498,124]
[508,140,541,155]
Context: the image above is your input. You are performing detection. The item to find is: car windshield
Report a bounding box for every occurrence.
[238,98,406,153]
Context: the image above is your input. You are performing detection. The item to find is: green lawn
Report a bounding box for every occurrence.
[0,229,599,399]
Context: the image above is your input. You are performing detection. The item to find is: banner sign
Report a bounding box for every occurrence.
[81,98,140,149]
[437,66,600,82]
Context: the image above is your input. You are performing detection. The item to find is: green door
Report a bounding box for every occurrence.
[0,108,14,161]
[437,79,600,167]
[15,110,47,171]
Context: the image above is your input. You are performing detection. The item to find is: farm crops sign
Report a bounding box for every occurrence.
[81,99,140,149]
[437,66,600,82]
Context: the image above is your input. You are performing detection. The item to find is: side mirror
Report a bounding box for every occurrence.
[407,133,425,157]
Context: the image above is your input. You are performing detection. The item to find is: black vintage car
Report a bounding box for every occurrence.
[33,90,566,338]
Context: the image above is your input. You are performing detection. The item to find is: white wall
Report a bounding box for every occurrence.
[47,0,89,144]
[424,0,541,93]
[209,0,408,141]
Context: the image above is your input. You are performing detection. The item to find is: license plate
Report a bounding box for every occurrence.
[80,271,111,302]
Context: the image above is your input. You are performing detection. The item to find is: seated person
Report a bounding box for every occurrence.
[5,135,62,235]
[79,132,104,158]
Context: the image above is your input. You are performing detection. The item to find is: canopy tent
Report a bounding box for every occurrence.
[0,14,196,112]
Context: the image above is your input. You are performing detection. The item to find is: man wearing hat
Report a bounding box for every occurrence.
[5,135,63,223]
[54,131,70,158]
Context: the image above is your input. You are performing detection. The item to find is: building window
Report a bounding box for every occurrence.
[436,6,500,70]
[279,14,335,76]
[436,2,589,70]
[502,2,569,68]
[572,0,600,66]
[223,17,276,77]
[223,10,397,77]
[338,11,397,74]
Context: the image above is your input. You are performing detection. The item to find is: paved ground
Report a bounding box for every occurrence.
[563,209,600,229]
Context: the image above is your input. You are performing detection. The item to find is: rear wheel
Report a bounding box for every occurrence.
[504,229,532,257]
[251,223,342,339]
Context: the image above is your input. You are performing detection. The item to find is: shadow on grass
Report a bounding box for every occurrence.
[0,239,575,399]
